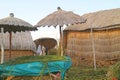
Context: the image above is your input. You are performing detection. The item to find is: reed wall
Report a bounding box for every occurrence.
[64,29,120,66]
[0,50,34,62]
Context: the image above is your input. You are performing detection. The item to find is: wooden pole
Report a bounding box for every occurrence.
[9,32,12,59]
[90,26,97,71]
[1,28,4,64]
[61,26,63,56]
[59,26,63,56]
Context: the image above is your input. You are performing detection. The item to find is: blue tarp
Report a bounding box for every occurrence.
[0,56,72,80]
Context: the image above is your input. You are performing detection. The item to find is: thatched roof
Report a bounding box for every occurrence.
[0,31,36,51]
[65,8,120,31]
[34,38,57,50]
[35,7,86,27]
[0,13,37,33]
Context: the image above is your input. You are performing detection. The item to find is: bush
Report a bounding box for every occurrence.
[107,61,120,80]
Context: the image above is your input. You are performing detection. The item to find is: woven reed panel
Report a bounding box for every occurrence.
[0,50,34,62]
[65,29,120,60]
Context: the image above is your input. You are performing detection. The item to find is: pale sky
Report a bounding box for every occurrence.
[0,0,120,40]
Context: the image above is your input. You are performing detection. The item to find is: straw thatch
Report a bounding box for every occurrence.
[65,8,120,31]
[64,8,120,66]
[35,7,86,27]
[0,31,36,51]
[34,38,57,50]
[0,31,36,61]
[0,13,37,32]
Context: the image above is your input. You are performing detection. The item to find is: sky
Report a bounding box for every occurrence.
[0,0,120,40]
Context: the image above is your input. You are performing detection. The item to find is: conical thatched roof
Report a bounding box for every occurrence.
[35,7,86,27]
[65,8,120,31]
[0,13,37,32]
[34,38,57,50]
[0,31,36,51]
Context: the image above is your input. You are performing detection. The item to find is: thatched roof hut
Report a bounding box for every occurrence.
[34,38,57,50]
[64,8,120,66]
[0,31,36,61]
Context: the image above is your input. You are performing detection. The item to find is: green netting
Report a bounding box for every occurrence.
[0,55,72,80]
